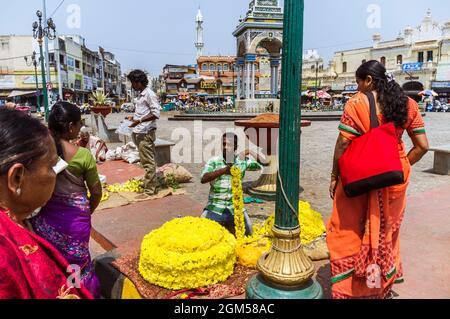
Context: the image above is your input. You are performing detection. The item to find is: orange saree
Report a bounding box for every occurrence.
[327,92,426,299]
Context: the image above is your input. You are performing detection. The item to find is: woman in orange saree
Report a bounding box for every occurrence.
[327,61,429,299]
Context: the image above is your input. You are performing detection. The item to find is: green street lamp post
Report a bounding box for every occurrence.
[24,51,41,113]
[32,10,56,121]
[246,0,323,299]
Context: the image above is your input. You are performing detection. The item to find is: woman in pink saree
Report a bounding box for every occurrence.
[0,109,92,299]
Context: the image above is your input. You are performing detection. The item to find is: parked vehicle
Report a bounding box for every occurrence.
[425,103,435,112]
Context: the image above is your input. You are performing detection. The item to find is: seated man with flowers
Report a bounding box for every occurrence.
[201,133,269,236]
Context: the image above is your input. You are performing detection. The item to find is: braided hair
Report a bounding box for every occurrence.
[356,60,408,127]
[48,101,81,160]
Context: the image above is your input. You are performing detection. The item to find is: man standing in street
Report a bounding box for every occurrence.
[126,70,161,199]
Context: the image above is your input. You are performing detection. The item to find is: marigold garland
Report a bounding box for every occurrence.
[138,217,237,290]
[230,166,246,242]
[230,165,326,268]
[106,179,144,193]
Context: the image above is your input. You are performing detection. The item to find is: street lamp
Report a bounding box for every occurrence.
[24,51,41,113]
[32,10,56,121]
[246,0,322,299]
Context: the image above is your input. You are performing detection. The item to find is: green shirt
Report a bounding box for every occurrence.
[67,147,100,188]
[201,156,262,215]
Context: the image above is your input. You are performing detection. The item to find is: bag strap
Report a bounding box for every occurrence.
[364,91,379,129]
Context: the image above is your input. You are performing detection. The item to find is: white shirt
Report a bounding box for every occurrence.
[133,87,161,134]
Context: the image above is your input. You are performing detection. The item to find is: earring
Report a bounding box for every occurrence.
[16,188,21,196]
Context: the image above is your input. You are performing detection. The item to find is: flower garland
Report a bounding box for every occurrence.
[230,165,326,268]
[230,166,246,242]
[138,217,237,290]
[230,165,272,267]
[106,178,144,193]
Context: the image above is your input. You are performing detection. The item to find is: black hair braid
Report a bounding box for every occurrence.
[356,60,408,128]
[48,101,82,160]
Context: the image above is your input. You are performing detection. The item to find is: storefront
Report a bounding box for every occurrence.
[432,81,450,99]
[403,81,424,101]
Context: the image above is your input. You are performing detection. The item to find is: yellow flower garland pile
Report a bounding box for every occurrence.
[138,217,237,290]
[106,179,144,193]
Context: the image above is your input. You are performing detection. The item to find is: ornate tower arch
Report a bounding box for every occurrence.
[233,0,284,100]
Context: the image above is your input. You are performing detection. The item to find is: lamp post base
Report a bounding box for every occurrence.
[246,274,323,299]
[246,226,323,299]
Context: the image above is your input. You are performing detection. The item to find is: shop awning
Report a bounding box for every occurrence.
[8,90,37,98]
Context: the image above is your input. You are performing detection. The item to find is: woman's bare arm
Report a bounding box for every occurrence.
[407,133,429,166]
[330,134,352,199]
[331,134,352,177]
[88,182,103,214]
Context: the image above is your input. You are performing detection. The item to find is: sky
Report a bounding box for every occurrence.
[1,0,450,76]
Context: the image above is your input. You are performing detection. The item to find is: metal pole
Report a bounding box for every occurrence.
[246,0,322,299]
[42,0,51,98]
[39,40,49,121]
[34,61,41,112]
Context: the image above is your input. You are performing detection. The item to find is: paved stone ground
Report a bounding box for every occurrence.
[87,112,450,299]
[91,111,450,222]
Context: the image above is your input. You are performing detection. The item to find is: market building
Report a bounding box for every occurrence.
[162,64,197,96]
[0,35,52,107]
[328,9,450,99]
[197,56,237,98]
[0,34,123,106]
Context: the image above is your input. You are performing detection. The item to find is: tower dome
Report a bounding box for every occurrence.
[196,8,203,22]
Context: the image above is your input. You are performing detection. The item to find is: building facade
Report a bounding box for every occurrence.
[328,10,450,98]
[197,56,237,97]
[162,64,197,96]
[0,34,123,105]
[233,0,284,100]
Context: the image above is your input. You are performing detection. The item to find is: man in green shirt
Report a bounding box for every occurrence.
[201,133,269,236]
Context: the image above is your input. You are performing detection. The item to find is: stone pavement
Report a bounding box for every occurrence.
[88,112,450,299]
[394,184,450,299]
